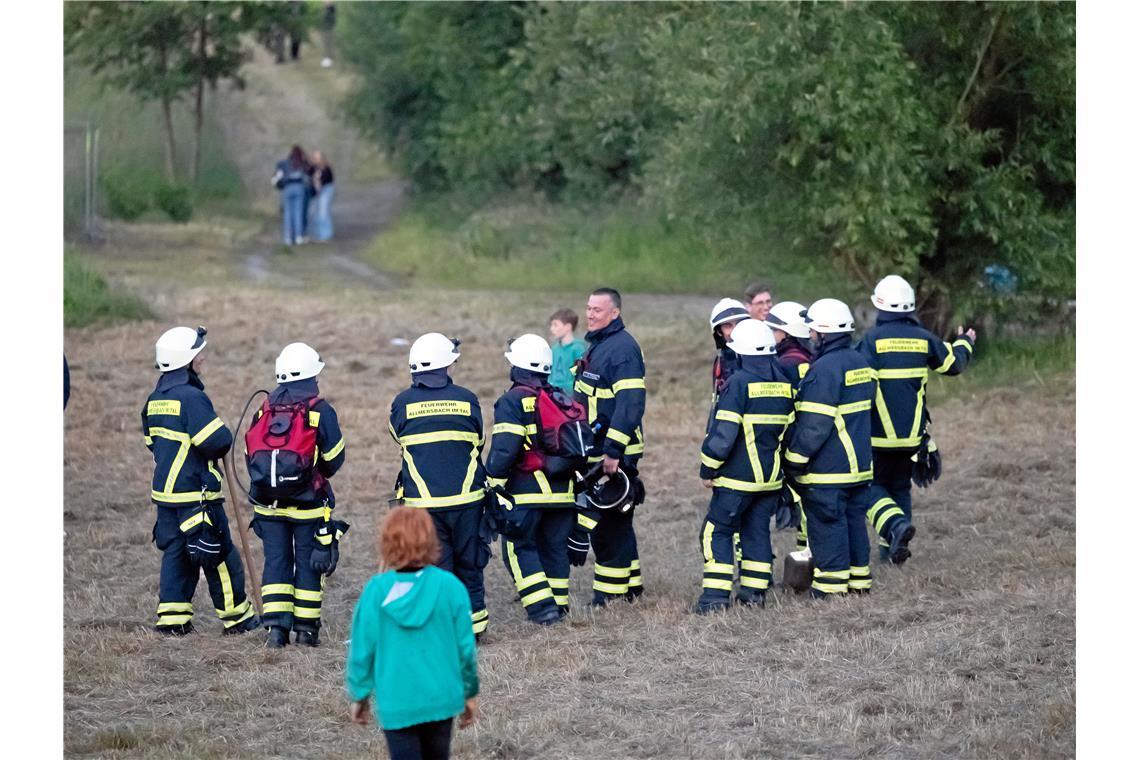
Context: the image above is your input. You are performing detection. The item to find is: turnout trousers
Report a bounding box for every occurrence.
[698,489,779,607]
[253,517,325,633]
[801,484,873,597]
[153,502,254,632]
[430,506,490,635]
[867,450,914,558]
[590,507,642,604]
[502,507,575,621]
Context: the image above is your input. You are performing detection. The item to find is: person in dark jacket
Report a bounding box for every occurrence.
[569,288,648,606]
[272,145,311,246]
[857,275,977,564]
[142,326,259,636]
[389,333,490,638]
[485,334,577,625]
[249,342,346,648]
[696,320,796,613]
[782,299,877,598]
[706,298,750,433]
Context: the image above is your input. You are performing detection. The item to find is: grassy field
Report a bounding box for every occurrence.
[64,250,153,328]
[63,247,1074,758]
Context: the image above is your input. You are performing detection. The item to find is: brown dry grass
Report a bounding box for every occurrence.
[64,241,1075,759]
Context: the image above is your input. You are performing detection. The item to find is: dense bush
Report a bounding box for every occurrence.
[100,166,158,221]
[154,183,194,222]
[64,250,152,327]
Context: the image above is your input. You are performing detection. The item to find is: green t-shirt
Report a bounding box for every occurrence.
[550,337,586,393]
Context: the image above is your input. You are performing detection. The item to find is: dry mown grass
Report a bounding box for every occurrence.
[64,271,1074,759]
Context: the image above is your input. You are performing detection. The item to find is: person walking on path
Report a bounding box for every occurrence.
[272,145,311,246]
[347,508,479,760]
[310,150,336,242]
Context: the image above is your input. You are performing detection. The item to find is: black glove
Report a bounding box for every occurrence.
[478,501,501,545]
[185,510,225,569]
[773,483,800,530]
[311,520,350,575]
[782,458,808,481]
[567,525,591,566]
[912,436,942,489]
[629,470,646,507]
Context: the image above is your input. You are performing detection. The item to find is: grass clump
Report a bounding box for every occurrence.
[64,251,152,328]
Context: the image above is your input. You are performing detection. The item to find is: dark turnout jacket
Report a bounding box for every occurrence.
[572,317,646,462]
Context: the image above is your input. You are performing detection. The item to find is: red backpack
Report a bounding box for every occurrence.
[517,387,594,473]
[245,397,324,500]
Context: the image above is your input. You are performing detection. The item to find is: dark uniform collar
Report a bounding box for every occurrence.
[509,366,548,390]
[876,310,922,327]
[738,354,781,376]
[270,377,320,403]
[155,367,204,392]
[412,368,452,390]
[815,333,853,358]
[585,316,626,345]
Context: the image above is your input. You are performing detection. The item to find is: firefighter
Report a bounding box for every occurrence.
[763,301,813,552]
[249,342,346,648]
[857,275,976,564]
[696,319,795,613]
[485,334,577,625]
[707,298,751,431]
[142,326,259,635]
[570,288,648,606]
[781,299,876,598]
[389,333,491,637]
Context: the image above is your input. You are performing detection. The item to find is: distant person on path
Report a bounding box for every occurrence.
[745,282,774,321]
[347,508,479,760]
[272,145,311,246]
[321,2,337,67]
[311,150,336,242]
[548,308,586,394]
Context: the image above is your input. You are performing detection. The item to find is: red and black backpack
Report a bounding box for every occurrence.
[245,397,324,500]
[517,386,594,473]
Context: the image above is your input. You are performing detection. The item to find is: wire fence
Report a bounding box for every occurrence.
[64,121,100,240]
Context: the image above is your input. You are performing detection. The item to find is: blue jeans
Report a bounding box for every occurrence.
[314,184,335,241]
[281,182,307,244]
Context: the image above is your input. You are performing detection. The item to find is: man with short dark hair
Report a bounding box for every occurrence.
[570,288,648,605]
[745,282,774,321]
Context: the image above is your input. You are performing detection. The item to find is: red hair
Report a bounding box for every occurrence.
[379,508,440,570]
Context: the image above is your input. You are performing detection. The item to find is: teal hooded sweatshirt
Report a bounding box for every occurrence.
[345,566,479,730]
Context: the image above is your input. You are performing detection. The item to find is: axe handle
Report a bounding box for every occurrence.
[221,457,263,617]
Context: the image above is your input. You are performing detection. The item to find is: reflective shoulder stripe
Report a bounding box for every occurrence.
[876,367,928,380]
[190,417,224,446]
[321,437,345,461]
[715,409,744,424]
[795,401,837,417]
[837,400,872,414]
[700,453,724,469]
[493,422,528,437]
[606,428,631,445]
[308,411,321,428]
[613,378,646,393]
[399,431,482,446]
[935,344,957,374]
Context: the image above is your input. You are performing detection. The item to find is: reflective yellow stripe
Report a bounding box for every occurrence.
[796,470,873,485]
[144,435,154,446]
[593,580,628,594]
[612,378,646,392]
[833,411,859,474]
[606,428,631,445]
[837,400,872,414]
[702,578,734,591]
[740,560,772,572]
[321,437,345,461]
[493,422,527,436]
[460,445,481,497]
[872,436,924,448]
[577,513,597,530]
[472,609,489,621]
[505,542,527,591]
[739,577,770,589]
[935,344,957,374]
[262,583,296,596]
[874,386,898,440]
[953,338,974,353]
[294,588,322,602]
[908,374,929,440]
[190,417,224,447]
[594,564,631,579]
[574,379,616,399]
[308,411,321,428]
[876,367,928,380]
[814,569,850,580]
[157,602,193,613]
[533,470,552,495]
[263,601,295,614]
[220,604,254,627]
[712,476,783,492]
[157,614,193,625]
[743,413,793,426]
[400,431,482,446]
[487,477,507,488]
[293,607,321,619]
[795,401,836,417]
[521,588,554,606]
[403,490,485,509]
[715,409,743,424]
[784,451,809,464]
[700,453,724,469]
[401,448,432,499]
[153,489,223,504]
[216,562,234,613]
[149,427,192,495]
[624,441,645,455]
[704,561,735,574]
[701,521,715,563]
[252,504,329,520]
[547,577,570,589]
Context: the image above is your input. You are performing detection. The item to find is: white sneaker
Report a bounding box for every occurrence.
[321,58,333,68]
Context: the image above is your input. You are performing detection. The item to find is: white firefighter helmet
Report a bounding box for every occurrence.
[725,319,777,356]
[275,342,325,383]
[871,275,916,312]
[155,326,207,371]
[804,298,856,334]
[408,332,461,373]
[504,333,553,374]
[764,301,810,339]
[709,298,750,333]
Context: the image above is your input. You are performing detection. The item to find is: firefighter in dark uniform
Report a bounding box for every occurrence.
[696,320,795,613]
[782,299,877,597]
[142,326,259,635]
[570,288,648,606]
[249,342,346,648]
[486,334,577,625]
[857,275,976,564]
[707,298,750,432]
[764,301,814,552]
[389,333,490,637]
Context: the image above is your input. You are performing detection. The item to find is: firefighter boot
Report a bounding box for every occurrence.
[223,616,262,636]
[266,626,290,649]
[295,629,320,647]
[888,521,917,566]
[158,622,194,637]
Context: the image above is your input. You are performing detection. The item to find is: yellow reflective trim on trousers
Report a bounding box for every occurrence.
[630,559,640,571]
[594,563,631,579]
[403,490,485,509]
[262,583,296,596]
[704,561,735,574]
[909,374,929,440]
[606,428,631,445]
[796,470,872,485]
[613,378,646,392]
[812,581,847,593]
[400,431,481,446]
[935,344,957,374]
[740,560,772,572]
[190,417,224,447]
[712,477,783,492]
[216,561,235,613]
[493,422,527,436]
[293,607,321,619]
[739,577,770,589]
[814,569,850,580]
[220,604,254,626]
[157,602,193,613]
[263,601,295,614]
[253,504,329,520]
[520,588,554,607]
[472,609,489,621]
[833,411,860,475]
[547,577,570,590]
[700,453,724,469]
[702,578,734,591]
[472,618,489,634]
[505,541,531,596]
[149,427,192,494]
[513,572,547,591]
[594,580,628,594]
[401,448,432,499]
[849,565,871,575]
[715,409,743,424]
[321,437,346,461]
[701,521,715,564]
[577,513,598,530]
[796,401,836,417]
[871,506,904,535]
[158,614,193,625]
[294,588,323,602]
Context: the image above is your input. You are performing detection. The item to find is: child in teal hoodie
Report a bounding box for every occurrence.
[549,308,587,394]
[347,508,479,759]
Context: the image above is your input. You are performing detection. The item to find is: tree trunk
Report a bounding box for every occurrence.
[161,96,178,182]
[191,11,208,185]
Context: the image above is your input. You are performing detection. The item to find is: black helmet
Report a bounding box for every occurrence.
[580,466,633,512]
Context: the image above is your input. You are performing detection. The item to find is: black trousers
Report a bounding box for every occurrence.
[383,718,454,760]
[501,507,575,620]
[253,517,324,632]
[590,507,642,602]
[430,507,489,634]
[869,449,915,553]
[698,489,779,605]
[801,484,872,597]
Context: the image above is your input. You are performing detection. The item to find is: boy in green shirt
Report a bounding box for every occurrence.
[548,308,587,394]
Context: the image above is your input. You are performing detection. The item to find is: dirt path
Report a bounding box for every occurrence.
[213,43,404,289]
